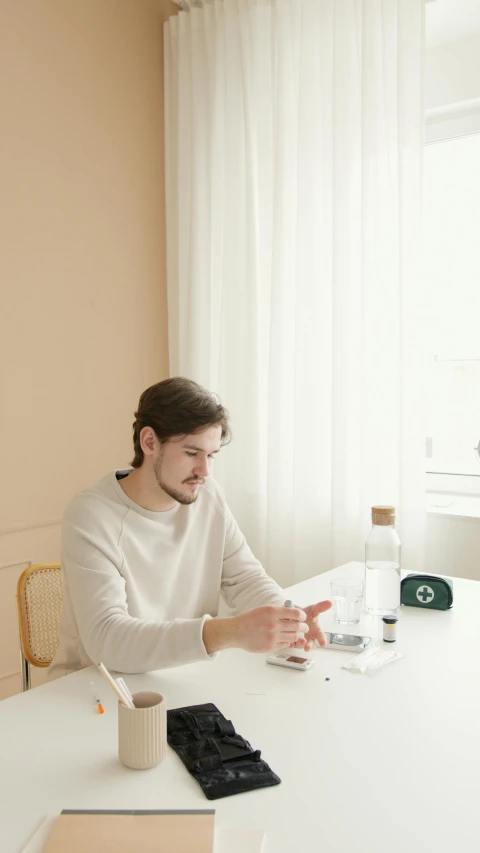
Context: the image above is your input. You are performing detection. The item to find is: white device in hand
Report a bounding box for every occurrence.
[266,652,315,671]
[266,599,314,670]
[323,632,371,652]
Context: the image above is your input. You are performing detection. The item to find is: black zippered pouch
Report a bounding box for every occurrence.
[167,702,281,800]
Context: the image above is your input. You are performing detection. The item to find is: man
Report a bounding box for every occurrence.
[49,377,331,679]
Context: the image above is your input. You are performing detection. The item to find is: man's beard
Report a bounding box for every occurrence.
[153,455,201,506]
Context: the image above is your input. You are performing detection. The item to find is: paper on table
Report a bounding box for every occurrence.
[18,817,55,853]
[43,810,214,853]
[21,816,265,853]
[214,828,266,852]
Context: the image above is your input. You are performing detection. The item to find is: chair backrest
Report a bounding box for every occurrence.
[16,563,63,668]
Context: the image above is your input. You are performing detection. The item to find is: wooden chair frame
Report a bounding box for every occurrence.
[16,563,62,691]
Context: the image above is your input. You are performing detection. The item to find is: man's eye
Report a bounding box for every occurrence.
[185,451,216,459]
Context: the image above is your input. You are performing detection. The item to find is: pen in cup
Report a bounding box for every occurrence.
[90,681,105,714]
[115,677,135,708]
[97,662,135,709]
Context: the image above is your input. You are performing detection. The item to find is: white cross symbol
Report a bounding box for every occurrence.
[417,585,434,603]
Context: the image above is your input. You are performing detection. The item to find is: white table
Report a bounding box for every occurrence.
[1,562,479,853]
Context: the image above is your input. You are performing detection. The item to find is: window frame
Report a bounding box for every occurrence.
[423,122,480,496]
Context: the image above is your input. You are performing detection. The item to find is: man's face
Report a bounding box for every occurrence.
[153,426,222,505]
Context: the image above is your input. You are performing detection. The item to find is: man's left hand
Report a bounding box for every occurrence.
[289,600,332,650]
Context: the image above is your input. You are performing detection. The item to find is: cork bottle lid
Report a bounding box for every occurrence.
[371,505,396,525]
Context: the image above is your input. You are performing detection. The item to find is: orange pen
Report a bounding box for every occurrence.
[90,681,105,714]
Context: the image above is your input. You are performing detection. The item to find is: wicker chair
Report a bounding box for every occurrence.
[16,563,63,691]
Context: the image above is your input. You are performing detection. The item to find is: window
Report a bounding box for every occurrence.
[424,132,480,493]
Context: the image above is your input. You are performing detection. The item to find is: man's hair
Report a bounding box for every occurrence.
[130,376,231,468]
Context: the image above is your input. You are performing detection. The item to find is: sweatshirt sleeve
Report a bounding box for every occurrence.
[220,503,285,612]
[61,499,215,674]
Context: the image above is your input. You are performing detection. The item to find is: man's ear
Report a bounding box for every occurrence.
[139,426,158,457]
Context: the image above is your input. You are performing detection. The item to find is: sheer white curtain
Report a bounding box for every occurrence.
[164,0,426,586]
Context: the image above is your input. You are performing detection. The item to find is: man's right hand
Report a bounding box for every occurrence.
[203,605,308,655]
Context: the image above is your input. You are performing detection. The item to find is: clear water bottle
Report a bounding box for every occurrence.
[365,505,401,616]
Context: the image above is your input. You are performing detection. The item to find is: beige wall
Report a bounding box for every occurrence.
[0,0,177,699]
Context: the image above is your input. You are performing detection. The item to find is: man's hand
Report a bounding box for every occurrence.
[203,605,308,654]
[289,600,332,650]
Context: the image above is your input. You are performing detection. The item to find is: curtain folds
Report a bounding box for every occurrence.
[165,0,426,586]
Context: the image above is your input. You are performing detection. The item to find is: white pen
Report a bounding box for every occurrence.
[115,677,135,708]
[285,598,308,643]
[97,662,135,709]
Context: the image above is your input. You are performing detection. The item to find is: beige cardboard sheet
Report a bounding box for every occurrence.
[43,810,215,853]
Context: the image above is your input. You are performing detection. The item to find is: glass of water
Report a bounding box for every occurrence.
[330,578,364,624]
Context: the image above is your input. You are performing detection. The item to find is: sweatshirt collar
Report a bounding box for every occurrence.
[107,469,181,520]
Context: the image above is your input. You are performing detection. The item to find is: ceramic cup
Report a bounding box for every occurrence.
[118,690,167,770]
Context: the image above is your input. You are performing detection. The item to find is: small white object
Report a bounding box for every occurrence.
[341,646,404,674]
[116,677,135,707]
[266,653,314,671]
[97,662,135,708]
[323,632,371,652]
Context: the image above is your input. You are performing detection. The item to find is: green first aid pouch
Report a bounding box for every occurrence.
[401,574,453,610]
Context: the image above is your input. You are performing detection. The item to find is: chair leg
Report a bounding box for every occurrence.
[20,654,30,691]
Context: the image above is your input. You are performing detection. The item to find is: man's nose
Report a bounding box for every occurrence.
[193,457,209,477]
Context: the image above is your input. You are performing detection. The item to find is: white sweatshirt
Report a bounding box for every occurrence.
[48,470,285,679]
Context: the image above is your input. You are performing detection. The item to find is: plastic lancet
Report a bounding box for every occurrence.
[341,645,404,674]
